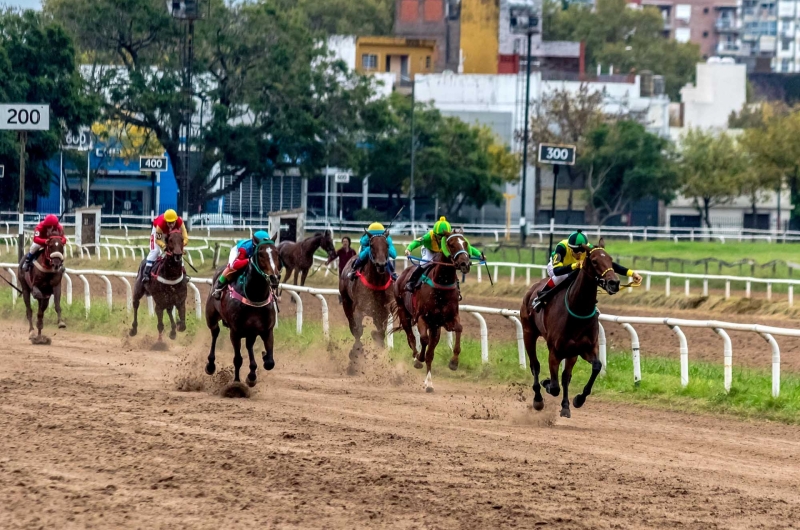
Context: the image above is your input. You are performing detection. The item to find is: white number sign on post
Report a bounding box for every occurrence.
[334,172,350,184]
[0,104,50,131]
[537,143,576,166]
[140,156,169,172]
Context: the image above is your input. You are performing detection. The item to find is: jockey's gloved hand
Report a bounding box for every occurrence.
[405,249,411,257]
[480,252,486,262]
[631,271,643,284]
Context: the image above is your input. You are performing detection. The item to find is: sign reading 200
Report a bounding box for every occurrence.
[0,104,50,131]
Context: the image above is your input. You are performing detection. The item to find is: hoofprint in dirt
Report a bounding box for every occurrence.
[1,324,799,529]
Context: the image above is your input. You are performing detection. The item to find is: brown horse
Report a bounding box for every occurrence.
[278,230,336,286]
[18,236,66,344]
[205,236,281,388]
[520,240,620,418]
[393,233,472,392]
[129,230,188,342]
[339,229,393,370]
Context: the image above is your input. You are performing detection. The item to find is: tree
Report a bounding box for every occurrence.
[291,0,394,36]
[0,8,98,210]
[581,120,678,224]
[544,0,701,99]
[677,129,746,229]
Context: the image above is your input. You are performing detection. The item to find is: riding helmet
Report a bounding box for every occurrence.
[44,214,59,225]
[567,231,589,250]
[367,222,385,232]
[253,230,270,244]
[164,209,178,223]
[433,216,451,236]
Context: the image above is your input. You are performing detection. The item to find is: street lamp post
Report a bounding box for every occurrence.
[509,1,540,248]
[401,74,417,231]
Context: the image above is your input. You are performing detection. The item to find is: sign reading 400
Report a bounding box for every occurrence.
[140,156,168,172]
[538,143,576,166]
[0,104,50,131]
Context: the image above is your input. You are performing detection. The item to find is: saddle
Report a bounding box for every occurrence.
[149,258,186,285]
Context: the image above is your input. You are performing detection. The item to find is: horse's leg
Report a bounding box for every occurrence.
[205,304,220,375]
[36,297,50,340]
[23,289,34,336]
[129,283,143,337]
[177,299,186,332]
[166,306,177,340]
[54,284,66,328]
[396,306,419,361]
[523,323,544,410]
[156,306,165,342]
[574,351,602,409]
[371,306,387,349]
[292,268,299,285]
[447,316,463,371]
[560,356,577,418]
[230,331,243,383]
[423,326,441,393]
[245,334,258,387]
[415,318,430,373]
[341,294,359,344]
[299,268,309,286]
[542,352,561,397]
[261,329,275,371]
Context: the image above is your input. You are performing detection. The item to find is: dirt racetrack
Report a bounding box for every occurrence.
[2,323,800,529]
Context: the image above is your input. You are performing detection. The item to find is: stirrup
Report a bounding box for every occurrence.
[532,298,545,313]
[212,287,224,300]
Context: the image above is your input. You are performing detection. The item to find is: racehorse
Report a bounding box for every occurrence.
[18,236,66,344]
[339,229,393,370]
[205,236,281,388]
[129,230,188,342]
[519,239,620,418]
[278,230,336,286]
[393,232,472,392]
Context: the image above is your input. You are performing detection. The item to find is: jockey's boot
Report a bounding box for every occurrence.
[347,257,364,281]
[532,282,555,313]
[142,261,154,283]
[405,267,424,293]
[388,260,398,281]
[212,267,235,300]
[21,252,34,272]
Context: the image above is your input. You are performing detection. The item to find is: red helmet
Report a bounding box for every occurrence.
[44,214,59,225]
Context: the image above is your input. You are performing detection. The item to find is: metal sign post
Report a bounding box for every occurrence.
[538,143,577,259]
[1,104,51,260]
[334,172,350,221]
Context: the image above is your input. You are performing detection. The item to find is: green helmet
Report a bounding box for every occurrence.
[567,231,589,250]
[433,216,451,237]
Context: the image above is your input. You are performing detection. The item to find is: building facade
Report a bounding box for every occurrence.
[355,36,438,82]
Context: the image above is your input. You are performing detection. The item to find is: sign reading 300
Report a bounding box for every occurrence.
[538,143,576,166]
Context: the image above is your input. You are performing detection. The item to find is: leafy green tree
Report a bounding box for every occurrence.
[678,129,746,229]
[0,8,98,210]
[582,120,677,224]
[290,0,394,36]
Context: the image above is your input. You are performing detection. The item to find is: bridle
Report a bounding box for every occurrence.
[250,240,280,292]
[165,229,184,263]
[45,237,64,265]
[587,247,615,292]
[367,232,390,269]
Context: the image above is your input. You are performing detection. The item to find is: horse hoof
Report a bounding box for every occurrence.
[263,358,275,371]
[425,386,434,393]
[560,407,571,418]
[129,328,137,337]
[177,323,186,333]
[58,321,67,329]
[533,398,544,411]
[246,376,257,388]
[169,331,177,340]
[205,363,216,375]
[413,360,424,370]
[573,395,586,409]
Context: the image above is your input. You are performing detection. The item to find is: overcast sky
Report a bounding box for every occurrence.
[2,0,41,9]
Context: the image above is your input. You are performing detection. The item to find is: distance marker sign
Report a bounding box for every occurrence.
[538,143,576,166]
[0,104,50,131]
[140,156,168,172]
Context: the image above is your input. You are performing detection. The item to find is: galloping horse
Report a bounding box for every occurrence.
[129,230,188,342]
[339,229,393,368]
[205,236,281,388]
[18,236,66,343]
[278,230,336,286]
[393,232,472,392]
[520,239,620,418]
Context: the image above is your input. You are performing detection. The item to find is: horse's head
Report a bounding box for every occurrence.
[321,230,337,261]
[45,236,65,270]
[255,235,281,290]
[443,229,471,274]
[165,230,184,264]
[364,228,390,274]
[581,238,620,295]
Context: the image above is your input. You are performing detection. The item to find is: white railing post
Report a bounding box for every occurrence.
[621,323,641,385]
[760,333,780,398]
[665,277,670,297]
[767,283,772,301]
[147,295,154,316]
[746,281,751,298]
[477,265,482,283]
[187,282,202,320]
[645,274,651,292]
[287,290,303,335]
[725,280,730,299]
[597,323,607,376]
[714,327,732,393]
[78,274,91,318]
[790,286,794,307]
[703,279,708,297]
[506,315,526,370]
[99,275,113,311]
[315,293,329,341]
[119,276,132,313]
[526,267,530,286]
[6,267,17,307]
[670,325,689,387]
[510,267,515,285]
[493,265,498,284]
[685,279,690,297]
[469,311,489,364]
[64,272,72,305]
[387,312,394,350]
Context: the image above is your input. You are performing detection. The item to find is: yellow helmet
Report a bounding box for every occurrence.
[433,216,451,236]
[367,222,385,232]
[164,209,178,223]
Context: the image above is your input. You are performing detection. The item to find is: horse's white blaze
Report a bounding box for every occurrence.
[266,247,277,275]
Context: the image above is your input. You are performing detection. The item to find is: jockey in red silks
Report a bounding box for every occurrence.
[22,214,67,272]
[144,209,189,282]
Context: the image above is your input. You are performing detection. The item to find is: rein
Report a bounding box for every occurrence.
[239,241,278,305]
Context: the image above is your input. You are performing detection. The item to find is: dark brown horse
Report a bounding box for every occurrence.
[129,230,188,342]
[520,240,620,418]
[278,230,336,286]
[393,233,472,392]
[339,229,393,370]
[18,236,66,344]
[205,236,281,388]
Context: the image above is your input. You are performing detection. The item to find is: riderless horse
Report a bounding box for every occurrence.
[520,239,620,418]
[339,228,393,372]
[205,235,282,388]
[18,236,66,344]
[393,232,472,392]
[278,230,336,286]
[129,230,188,342]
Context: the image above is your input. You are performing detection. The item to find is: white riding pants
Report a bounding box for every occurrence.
[547,260,570,287]
[28,242,43,254]
[146,227,162,263]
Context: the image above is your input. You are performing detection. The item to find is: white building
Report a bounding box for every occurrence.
[679,59,746,128]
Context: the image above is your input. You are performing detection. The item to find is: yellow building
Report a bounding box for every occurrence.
[459,0,500,74]
[355,36,437,83]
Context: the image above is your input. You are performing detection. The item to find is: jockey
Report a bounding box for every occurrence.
[22,214,67,272]
[144,209,189,282]
[212,230,271,300]
[531,231,642,312]
[404,216,483,293]
[347,222,398,281]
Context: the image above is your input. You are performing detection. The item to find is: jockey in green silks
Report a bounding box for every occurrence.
[403,216,483,292]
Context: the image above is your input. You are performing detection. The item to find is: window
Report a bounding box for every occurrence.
[703,7,709,14]
[424,0,443,21]
[426,56,431,69]
[676,4,691,21]
[362,54,378,70]
[703,31,709,37]
[783,38,792,50]
[675,27,691,42]
[400,0,418,22]
[782,58,791,72]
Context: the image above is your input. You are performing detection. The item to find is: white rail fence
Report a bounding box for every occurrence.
[2,264,798,398]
